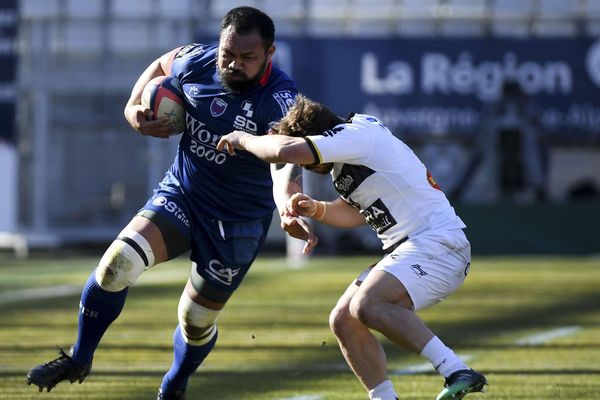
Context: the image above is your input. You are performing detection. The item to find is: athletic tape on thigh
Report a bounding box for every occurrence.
[117,229,155,267]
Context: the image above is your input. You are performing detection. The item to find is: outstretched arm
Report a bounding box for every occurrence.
[288,193,367,228]
[217,131,316,164]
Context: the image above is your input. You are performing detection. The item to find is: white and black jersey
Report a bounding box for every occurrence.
[304,114,466,251]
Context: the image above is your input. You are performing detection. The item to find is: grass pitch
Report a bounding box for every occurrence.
[1,254,599,399]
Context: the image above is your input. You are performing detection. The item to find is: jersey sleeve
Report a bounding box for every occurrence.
[304,123,374,165]
[170,44,211,81]
[260,88,298,134]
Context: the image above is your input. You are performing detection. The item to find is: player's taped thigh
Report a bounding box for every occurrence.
[178,291,220,346]
[95,229,156,292]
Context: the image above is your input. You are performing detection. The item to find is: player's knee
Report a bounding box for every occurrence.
[329,304,353,337]
[178,292,220,345]
[349,293,378,328]
[96,230,156,292]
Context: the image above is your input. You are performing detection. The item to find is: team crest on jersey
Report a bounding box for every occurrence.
[210,98,228,117]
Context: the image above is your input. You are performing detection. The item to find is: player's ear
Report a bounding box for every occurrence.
[266,45,275,60]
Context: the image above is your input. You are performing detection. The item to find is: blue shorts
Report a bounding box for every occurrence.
[138,187,272,301]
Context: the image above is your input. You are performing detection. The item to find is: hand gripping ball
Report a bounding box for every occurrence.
[141,76,186,134]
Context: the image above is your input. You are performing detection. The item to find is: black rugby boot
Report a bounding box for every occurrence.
[26,348,91,392]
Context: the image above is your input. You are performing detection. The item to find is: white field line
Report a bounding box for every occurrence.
[0,284,82,305]
[0,270,191,305]
[515,326,582,346]
[278,396,323,400]
[390,354,473,376]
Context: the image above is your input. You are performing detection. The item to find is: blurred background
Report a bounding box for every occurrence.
[0,0,599,259]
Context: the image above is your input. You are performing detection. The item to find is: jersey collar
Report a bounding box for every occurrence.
[259,61,273,86]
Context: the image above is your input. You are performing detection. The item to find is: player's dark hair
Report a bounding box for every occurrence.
[271,95,344,138]
[221,6,275,49]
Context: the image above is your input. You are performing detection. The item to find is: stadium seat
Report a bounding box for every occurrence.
[157,0,193,18]
[445,0,488,19]
[210,0,259,19]
[110,0,153,18]
[261,0,304,19]
[439,20,486,36]
[306,0,350,37]
[537,0,580,19]
[346,0,398,37]
[491,0,535,19]
[261,0,305,36]
[56,21,103,55]
[396,0,438,36]
[20,0,60,18]
[490,0,535,37]
[108,20,153,54]
[585,0,600,35]
[64,0,103,18]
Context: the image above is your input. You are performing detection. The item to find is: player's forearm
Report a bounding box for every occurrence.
[271,163,303,214]
[316,198,367,228]
[239,134,314,164]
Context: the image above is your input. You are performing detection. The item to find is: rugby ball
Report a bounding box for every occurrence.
[141,76,186,134]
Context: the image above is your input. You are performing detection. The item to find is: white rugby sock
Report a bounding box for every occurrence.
[368,380,398,400]
[421,336,468,378]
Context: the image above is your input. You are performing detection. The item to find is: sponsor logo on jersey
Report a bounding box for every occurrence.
[361,198,397,234]
[189,85,200,96]
[233,115,258,132]
[175,44,204,59]
[231,99,258,132]
[410,264,428,277]
[187,114,228,165]
[206,259,240,286]
[272,90,296,115]
[241,100,254,117]
[323,126,344,137]
[151,196,190,228]
[333,164,375,197]
[210,97,228,117]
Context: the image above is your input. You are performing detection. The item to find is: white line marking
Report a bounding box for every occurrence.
[0,284,82,304]
[515,326,581,346]
[390,355,473,376]
[279,396,323,400]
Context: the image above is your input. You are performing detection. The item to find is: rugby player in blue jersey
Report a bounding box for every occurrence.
[26,7,315,400]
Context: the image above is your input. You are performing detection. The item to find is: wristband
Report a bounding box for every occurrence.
[313,201,327,221]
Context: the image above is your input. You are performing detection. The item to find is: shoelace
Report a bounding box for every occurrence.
[43,348,71,368]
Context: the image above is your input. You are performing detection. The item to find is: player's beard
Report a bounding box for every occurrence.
[219,58,268,93]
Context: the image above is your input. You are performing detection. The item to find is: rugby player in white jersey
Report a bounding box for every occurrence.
[217,95,488,400]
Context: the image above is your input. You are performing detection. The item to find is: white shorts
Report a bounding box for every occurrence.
[356,229,471,311]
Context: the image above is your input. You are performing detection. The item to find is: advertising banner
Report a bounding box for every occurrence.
[281,37,600,144]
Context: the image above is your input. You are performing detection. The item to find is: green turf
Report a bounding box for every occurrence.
[1,255,599,399]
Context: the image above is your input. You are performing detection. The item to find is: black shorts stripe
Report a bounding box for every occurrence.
[117,235,149,267]
[303,137,321,164]
[137,209,190,259]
